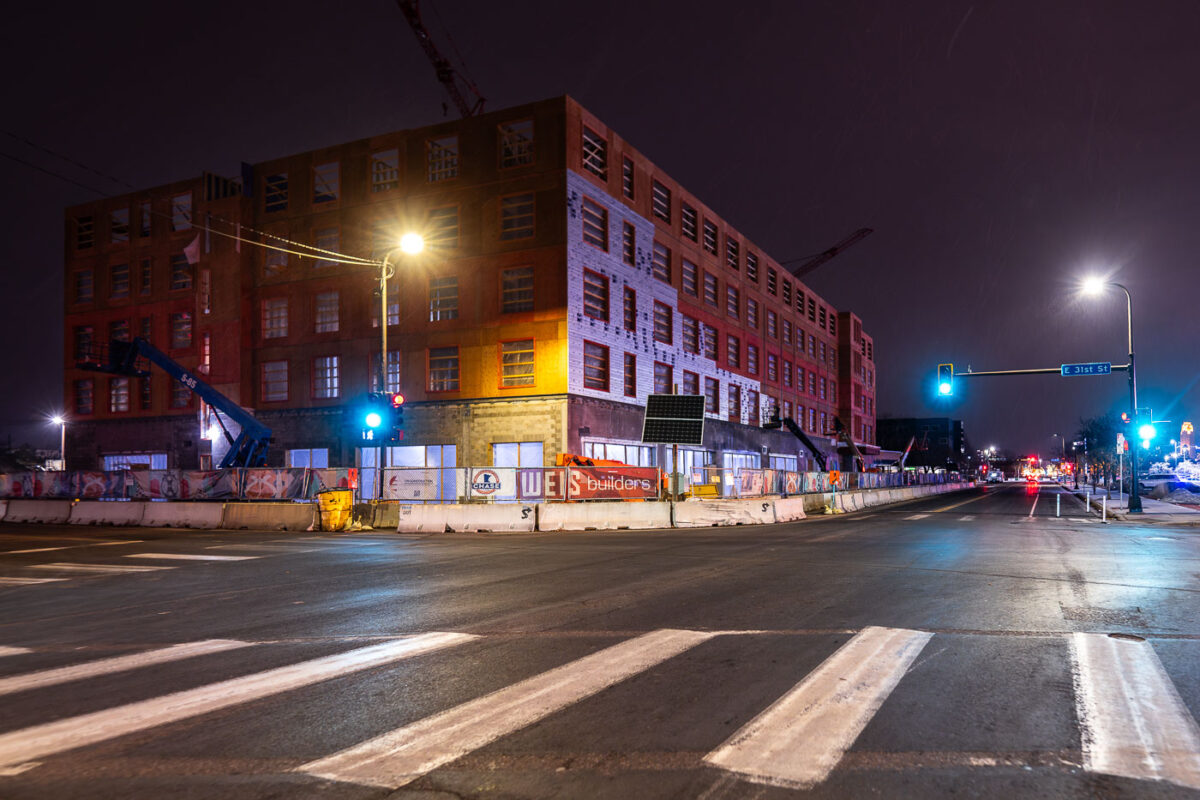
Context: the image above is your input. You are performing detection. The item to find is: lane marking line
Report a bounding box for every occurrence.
[704,626,933,790]
[0,762,39,776]
[0,639,253,697]
[958,516,975,522]
[299,628,716,789]
[123,553,260,562]
[0,577,69,586]
[29,563,174,574]
[1029,488,1040,518]
[0,632,476,769]
[904,514,930,521]
[5,541,142,555]
[1071,632,1200,789]
[932,494,989,513]
[0,646,32,657]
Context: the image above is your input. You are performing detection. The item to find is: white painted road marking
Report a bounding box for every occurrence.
[958,515,975,521]
[1028,488,1040,517]
[29,563,174,574]
[0,577,68,586]
[300,628,716,789]
[1071,633,1200,789]
[6,541,141,555]
[705,626,933,790]
[0,646,32,657]
[904,514,930,520]
[0,639,252,697]
[0,632,476,769]
[124,553,260,562]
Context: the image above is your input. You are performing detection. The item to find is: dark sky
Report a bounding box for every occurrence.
[3,0,1198,456]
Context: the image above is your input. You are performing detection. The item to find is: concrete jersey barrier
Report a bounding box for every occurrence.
[140,502,225,529]
[69,502,146,526]
[396,504,451,533]
[447,504,536,533]
[772,497,807,522]
[220,502,317,531]
[673,498,775,527]
[538,502,671,532]
[4,500,74,524]
[0,499,6,522]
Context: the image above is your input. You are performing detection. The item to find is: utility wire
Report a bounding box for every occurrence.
[1,129,137,190]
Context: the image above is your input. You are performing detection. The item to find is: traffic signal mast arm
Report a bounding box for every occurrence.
[955,364,1130,377]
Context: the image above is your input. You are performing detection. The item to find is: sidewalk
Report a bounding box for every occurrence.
[1062,484,1200,524]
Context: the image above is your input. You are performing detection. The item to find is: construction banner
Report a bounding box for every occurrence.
[72,471,126,499]
[565,467,658,500]
[239,468,307,499]
[180,470,238,499]
[308,468,359,494]
[32,471,72,498]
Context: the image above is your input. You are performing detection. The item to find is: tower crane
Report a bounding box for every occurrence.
[394,0,486,118]
[781,228,873,281]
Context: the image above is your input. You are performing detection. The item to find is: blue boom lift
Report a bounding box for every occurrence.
[80,338,271,468]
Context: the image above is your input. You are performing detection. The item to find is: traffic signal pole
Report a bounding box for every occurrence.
[1116,283,1142,513]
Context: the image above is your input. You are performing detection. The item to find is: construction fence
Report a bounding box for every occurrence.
[0,468,357,501]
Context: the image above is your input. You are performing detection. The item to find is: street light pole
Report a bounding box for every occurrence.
[377,233,425,394]
[1112,282,1142,513]
[51,415,65,471]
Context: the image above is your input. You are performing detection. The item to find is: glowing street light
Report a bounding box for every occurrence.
[378,234,425,393]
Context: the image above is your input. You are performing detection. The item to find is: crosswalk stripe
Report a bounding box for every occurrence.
[0,646,32,657]
[704,626,933,790]
[29,563,174,574]
[0,577,68,586]
[123,553,260,562]
[0,632,476,770]
[0,639,252,697]
[904,514,930,520]
[299,628,716,789]
[1070,633,1200,789]
[958,515,975,521]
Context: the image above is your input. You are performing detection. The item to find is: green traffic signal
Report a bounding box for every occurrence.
[937,363,954,396]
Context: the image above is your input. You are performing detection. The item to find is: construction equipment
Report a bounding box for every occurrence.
[395,0,485,118]
[781,228,873,281]
[79,338,271,468]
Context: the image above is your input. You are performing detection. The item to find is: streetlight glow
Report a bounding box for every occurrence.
[1080,275,1106,295]
[399,232,424,255]
[51,415,64,425]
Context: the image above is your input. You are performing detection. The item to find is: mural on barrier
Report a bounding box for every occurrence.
[240,468,308,499]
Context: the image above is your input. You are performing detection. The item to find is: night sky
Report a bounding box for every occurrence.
[3,0,1197,457]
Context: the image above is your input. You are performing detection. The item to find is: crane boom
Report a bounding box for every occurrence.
[783,228,873,281]
[395,0,485,118]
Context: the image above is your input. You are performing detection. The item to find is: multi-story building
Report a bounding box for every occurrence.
[62,96,878,480]
[877,418,966,471]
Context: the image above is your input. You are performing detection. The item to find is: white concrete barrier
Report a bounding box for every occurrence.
[140,502,225,529]
[447,504,536,533]
[537,502,671,532]
[0,499,6,522]
[773,497,807,522]
[673,498,775,527]
[69,502,146,526]
[3,500,74,524]
[396,504,450,533]
[220,503,317,531]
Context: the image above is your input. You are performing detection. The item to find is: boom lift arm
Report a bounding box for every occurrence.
[81,338,271,468]
[764,415,828,472]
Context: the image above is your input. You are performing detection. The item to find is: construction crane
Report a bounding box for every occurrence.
[395,0,486,118]
[781,228,873,281]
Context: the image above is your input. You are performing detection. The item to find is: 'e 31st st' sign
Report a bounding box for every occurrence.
[1060,362,1112,377]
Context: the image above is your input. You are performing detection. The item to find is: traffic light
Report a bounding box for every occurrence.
[358,393,388,441]
[937,363,954,396]
[1138,421,1156,448]
[388,392,405,439]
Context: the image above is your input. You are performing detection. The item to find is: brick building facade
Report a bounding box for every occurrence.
[62,96,877,478]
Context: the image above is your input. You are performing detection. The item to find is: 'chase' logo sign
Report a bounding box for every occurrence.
[471,469,502,495]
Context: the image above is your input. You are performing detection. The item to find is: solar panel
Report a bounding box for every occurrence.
[641,393,706,445]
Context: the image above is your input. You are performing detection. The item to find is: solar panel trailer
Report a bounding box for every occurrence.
[641,394,706,499]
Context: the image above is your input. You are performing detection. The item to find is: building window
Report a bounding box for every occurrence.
[428,346,460,392]
[682,315,699,354]
[728,386,741,422]
[74,379,94,415]
[767,267,777,295]
[109,378,130,413]
[796,289,805,315]
[829,315,837,337]
[262,298,288,339]
[73,325,93,360]
[704,378,719,414]
[726,286,739,319]
[747,298,759,330]
[681,203,697,241]
[782,319,791,346]
[582,269,609,321]
[767,353,778,382]
[427,205,459,248]
[264,250,287,277]
[767,310,777,339]
[313,162,339,203]
[171,381,191,409]
[702,323,718,360]
[109,319,130,342]
[76,215,95,249]
[809,406,816,432]
[171,192,191,230]
[746,252,758,282]
[726,237,739,271]
[371,351,402,393]
[501,266,534,313]
[682,259,697,296]
[264,173,288,212]
[820,377,827,400]
[427,135,459,182]
[622,156,635,198]
[808,297,817,321]
[819,306,827,329]
[623,286,636,331]
[622,222,635,265]
[110,263,130,299]
[783,280,792,307]
[652,241,671,283]
[747,344,759,375]
[371,149,399,192]
[820,341,827,363]
[170,312,192,349]
[583,341,609,391]
[783,360,792,388]
[809,369,817,394]
[682,370,699,396]
[500,339,535,387]
[748,390,760,426]
[287,448,329,469]
[703,273,718,307]
[314,227,339,268]
[499,120,534,168]
[500,193,535,240]
[199,269,211,314]
[653,362,672,394]
[429,276,459,321]
[110,208,129,243]
[74,270,94,303]
[139,201,152,237]
[315,291,339,333]
[651,180,671,222]
[702,220,718,254]
[653,301,672,344]
[581,197,607,250]
[170,254,191,290]
[199,332,211,374]
[623,352,636,397]
[314,355,340,399]
[727,335,740,368]
[582,127,607,179]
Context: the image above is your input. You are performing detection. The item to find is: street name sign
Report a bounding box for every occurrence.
[1060,362,1112,377]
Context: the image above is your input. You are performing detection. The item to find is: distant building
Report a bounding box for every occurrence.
[62,96,878,481]
[877,417,965,470]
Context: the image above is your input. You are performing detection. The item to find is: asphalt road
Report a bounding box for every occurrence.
[0,481,1198,799]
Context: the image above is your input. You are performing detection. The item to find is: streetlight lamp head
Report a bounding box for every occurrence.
[1081,276,1106,296]
[399,232,424,255]
[50,416,64,425]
